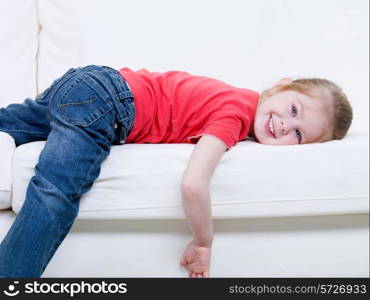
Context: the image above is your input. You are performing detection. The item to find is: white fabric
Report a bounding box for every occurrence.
[0,0,38,107]
[0,133,16,209]
[37,0,369,133]
[12,132,369,219]
[1,210,368,277]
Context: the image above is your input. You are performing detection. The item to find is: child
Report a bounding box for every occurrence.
[0,65,352,278]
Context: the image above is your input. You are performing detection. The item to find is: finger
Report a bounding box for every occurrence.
[180,257,187,266]
[191,273,197,278]
[203,271,209,278]
[197,274,202,278]
[181,255,192,266]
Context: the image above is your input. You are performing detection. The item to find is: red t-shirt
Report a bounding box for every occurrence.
[118,67,259,149]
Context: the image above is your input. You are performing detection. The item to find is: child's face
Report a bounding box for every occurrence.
[251,81,333,145]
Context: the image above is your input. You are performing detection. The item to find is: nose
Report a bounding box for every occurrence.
[280,120,290,135]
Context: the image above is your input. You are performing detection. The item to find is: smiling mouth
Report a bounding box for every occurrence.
[265,114,276,138]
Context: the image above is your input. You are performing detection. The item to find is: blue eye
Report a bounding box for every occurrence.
[292,105,302,143]
[296,129,302,143]
[291,105,298,116]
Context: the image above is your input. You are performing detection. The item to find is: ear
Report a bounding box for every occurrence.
[273,77,293,88]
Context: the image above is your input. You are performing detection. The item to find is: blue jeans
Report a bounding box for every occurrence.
[0,65,135,277]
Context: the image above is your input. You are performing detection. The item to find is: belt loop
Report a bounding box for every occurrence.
[116,91,133,102]
[100,65,135,145]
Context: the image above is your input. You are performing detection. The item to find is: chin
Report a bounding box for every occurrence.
[255,131,280,145]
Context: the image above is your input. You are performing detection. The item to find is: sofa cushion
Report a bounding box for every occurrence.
[11,132,369,219]
[0,133,16,209]
[0,0,38,108]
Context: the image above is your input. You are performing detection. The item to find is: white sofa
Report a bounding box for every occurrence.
[0,0,369,277]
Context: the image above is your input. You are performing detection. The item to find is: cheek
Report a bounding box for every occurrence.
[258,133,297,146]
[255,110,267,127]
[279,134,298,145]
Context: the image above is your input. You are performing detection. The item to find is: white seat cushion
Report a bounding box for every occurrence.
[11,132,369,219]
[0,132,16,209]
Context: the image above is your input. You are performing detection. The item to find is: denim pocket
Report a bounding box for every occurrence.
[57,74,114,127]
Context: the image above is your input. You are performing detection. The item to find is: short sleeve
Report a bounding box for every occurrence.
[187,114,245,150]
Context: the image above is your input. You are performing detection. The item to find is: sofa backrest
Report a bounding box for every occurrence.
[0,0,38,108]
[1,0,369,134]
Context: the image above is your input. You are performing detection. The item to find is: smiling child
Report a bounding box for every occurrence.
[0,66,352,278]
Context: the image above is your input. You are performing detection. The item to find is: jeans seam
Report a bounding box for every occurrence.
[1,129,48,136]
[62,106,115,128]
[40,148,105,274]
[58,99,95,107]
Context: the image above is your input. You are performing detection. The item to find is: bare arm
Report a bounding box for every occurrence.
[180,134,227,277]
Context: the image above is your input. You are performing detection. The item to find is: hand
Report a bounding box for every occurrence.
[180,240,211,278]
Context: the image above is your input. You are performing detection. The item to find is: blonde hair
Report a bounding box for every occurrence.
[260,78,353,142]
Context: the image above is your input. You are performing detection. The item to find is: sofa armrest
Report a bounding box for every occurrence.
[0,132,16,210]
